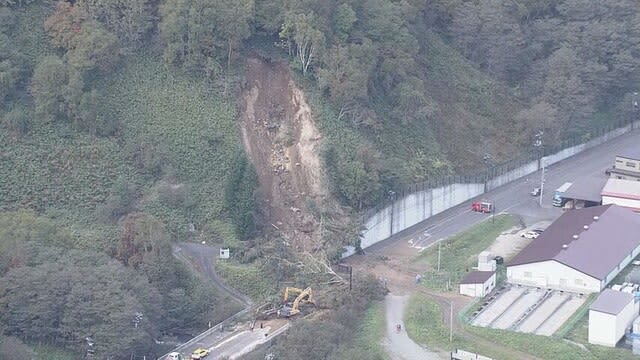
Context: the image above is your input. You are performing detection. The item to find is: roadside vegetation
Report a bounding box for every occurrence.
[413,214,517,291]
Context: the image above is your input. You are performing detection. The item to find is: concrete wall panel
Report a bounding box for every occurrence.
[487,161,538,191]
[361,207,391,249]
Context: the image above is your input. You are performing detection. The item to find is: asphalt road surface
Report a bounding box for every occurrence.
[168,244,292,360]
[367,127,640,254]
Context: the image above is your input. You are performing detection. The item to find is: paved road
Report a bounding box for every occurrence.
[367,128,640,254]
[165,244,291,360]
[384,295,444,360]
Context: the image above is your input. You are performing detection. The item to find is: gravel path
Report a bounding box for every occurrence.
[384,294,444,360]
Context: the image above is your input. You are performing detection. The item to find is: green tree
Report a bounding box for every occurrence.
[77,0,154,44]
[317,42,374,106]
[30,55,67,121]
[333,3,357,42]
[280,11,325,76]
[44,1,120,72]
[212,0,255,70]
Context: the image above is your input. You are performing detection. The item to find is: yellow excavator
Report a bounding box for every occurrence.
[277,287,314,318]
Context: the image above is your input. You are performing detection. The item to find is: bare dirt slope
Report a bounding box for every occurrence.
[238,56,329,250]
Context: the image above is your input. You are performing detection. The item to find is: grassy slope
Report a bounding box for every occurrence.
[97,54,242,238]
[412,214,517,291]
[332,300,389,360]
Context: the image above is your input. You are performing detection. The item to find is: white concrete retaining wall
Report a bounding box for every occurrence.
[487,160,538,191]
[361,183,484,249]
[354,121,640,253]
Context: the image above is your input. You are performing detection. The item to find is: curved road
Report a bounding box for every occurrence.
[175,242,252,307]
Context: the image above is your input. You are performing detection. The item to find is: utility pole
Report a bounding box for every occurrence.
[633,92,639,128]
[449,302,453,343]
[388,190,396,236]
[483,154,492,193]
[534,131,544,206]
[437,242,441,272]
[539,158,545,206]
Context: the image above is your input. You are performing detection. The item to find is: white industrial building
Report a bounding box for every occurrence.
[601,178,640,211]
[588,289,639,347]
[459,271,496,298]
[507,205,640,294]
[608,151,640,181]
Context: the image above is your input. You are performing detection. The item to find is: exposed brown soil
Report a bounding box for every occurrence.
[238,56,329,250]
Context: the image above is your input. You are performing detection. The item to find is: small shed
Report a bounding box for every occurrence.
[588,289,639,347]
[459,271,496,298]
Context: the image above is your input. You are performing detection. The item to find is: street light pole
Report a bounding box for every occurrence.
[483,153,492,193]
[534,131,544,206]
[633,92,638,128]
[388,190,396,236]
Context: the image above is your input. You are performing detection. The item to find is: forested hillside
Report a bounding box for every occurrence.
[1,0,639,359]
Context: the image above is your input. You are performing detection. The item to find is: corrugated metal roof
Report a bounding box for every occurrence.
[460,271,495,284]
[590,289,634,315]
[601,178,640,200]
[618,150,640,161]
[508,205,640,280]
[562,174,608,203]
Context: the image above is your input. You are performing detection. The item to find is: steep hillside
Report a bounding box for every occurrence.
[238,56,333,252]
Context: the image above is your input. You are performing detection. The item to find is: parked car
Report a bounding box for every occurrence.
[532,229,544,234]
[191,348,209,360]
[520,230,540,239]
[531,187,541,196]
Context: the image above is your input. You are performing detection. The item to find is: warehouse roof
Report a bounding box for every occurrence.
[601,178,640,201]
[508,205,640,280]
[562,174,608,203]
[460,271,495,284]
[618,150,640,161]
[590,289,634,315]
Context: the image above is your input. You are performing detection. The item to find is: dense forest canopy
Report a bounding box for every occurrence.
[1,0,639,358]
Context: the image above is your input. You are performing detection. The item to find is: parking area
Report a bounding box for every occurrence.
[470,285,586,336]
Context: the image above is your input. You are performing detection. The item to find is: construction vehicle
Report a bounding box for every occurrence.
[471,201,493,213]
[277,287,314,318]
[552,182,572,207]
[255,302,278,320]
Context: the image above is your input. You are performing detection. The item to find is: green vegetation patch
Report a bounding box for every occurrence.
[215,260,274,301]
[0,125,136,216]
[405,294,515,359]
[339,300,389,360]
[414,214,517,291]
[97,53,245,236]
[405,293,456,349]
[466,325,637,360]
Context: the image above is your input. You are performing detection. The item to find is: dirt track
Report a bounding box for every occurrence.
[384,294,444,360]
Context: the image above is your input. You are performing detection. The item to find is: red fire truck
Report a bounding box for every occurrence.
[471,201,493,213]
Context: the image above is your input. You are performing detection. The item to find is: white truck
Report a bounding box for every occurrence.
[552,182,572,207]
